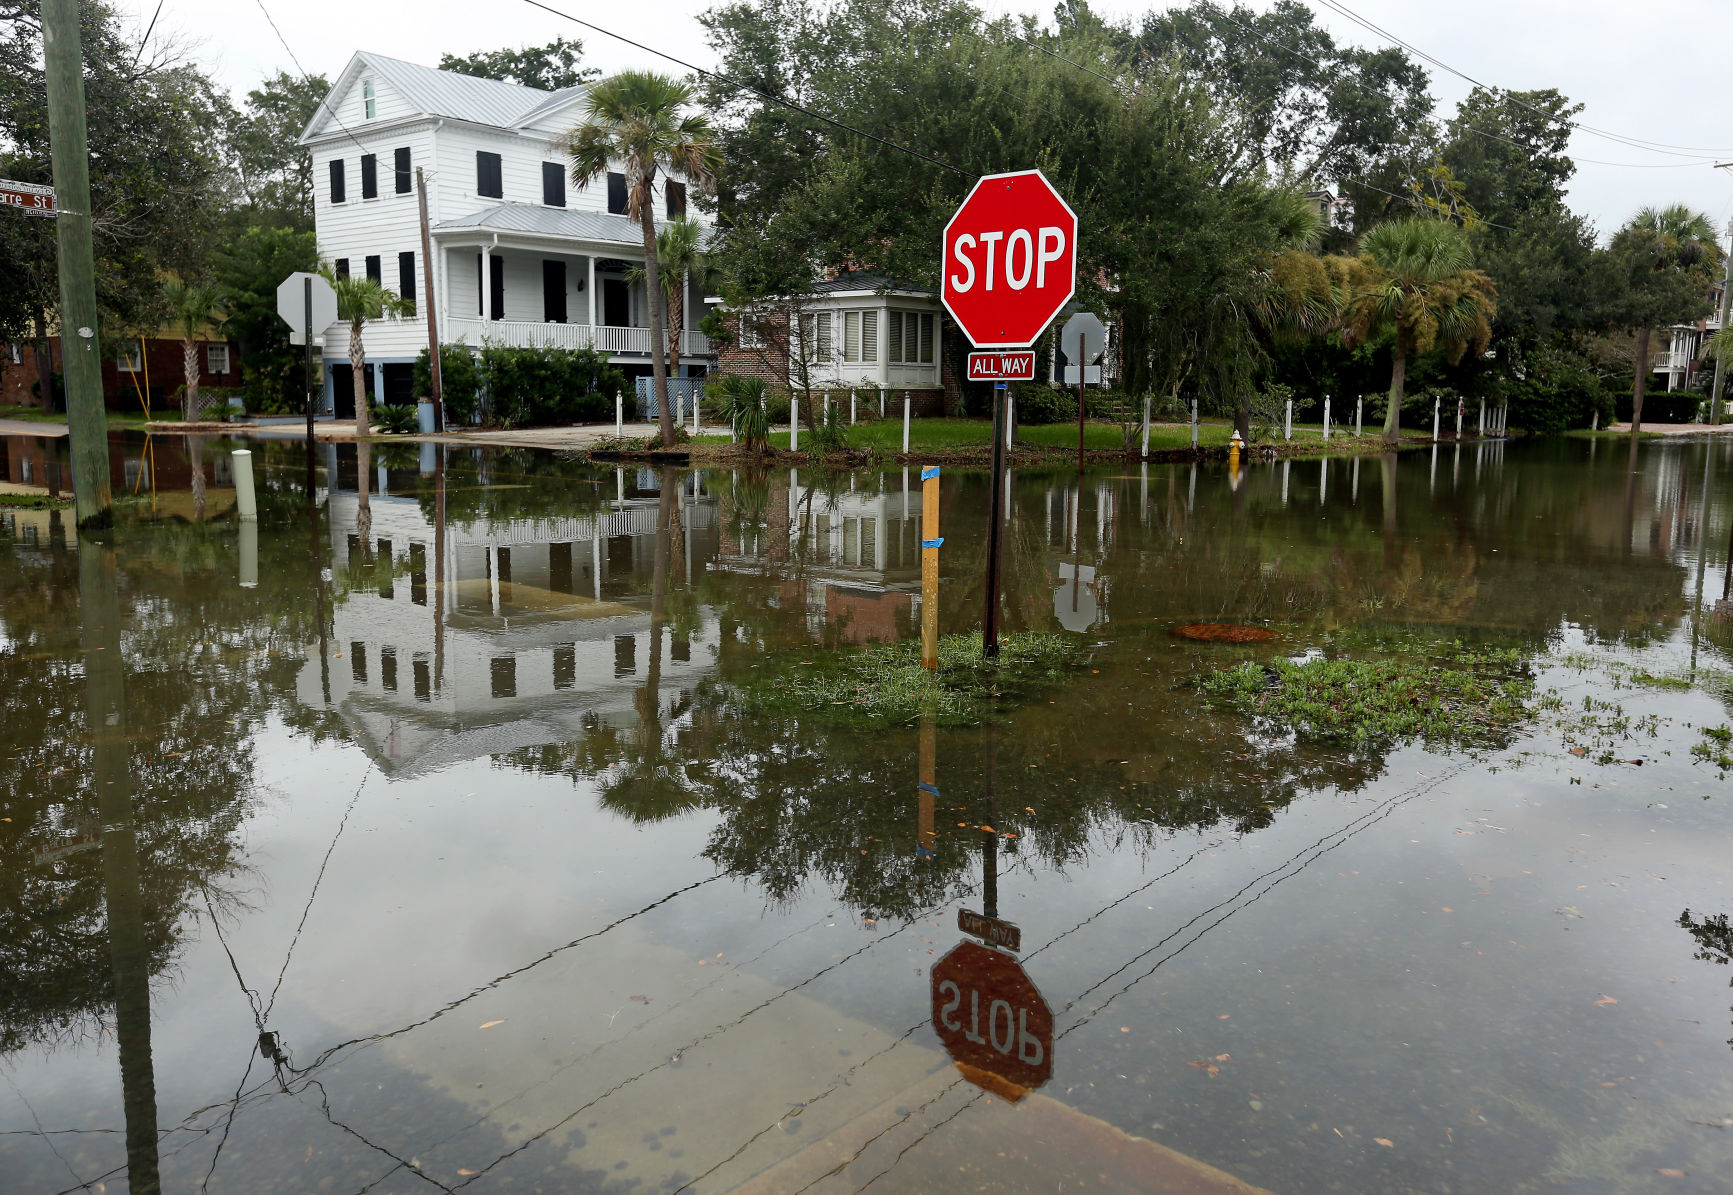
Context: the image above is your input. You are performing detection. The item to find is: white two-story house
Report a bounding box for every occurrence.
[299,52,713,415]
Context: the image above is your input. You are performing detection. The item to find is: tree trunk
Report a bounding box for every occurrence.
[666,279,683,373]
[350,322,371,438]
[639,205,675,448]
[1383,341,1407,447]
[1234,395,1251,444]
[182,338,200,423]
[1630,325,1651,435]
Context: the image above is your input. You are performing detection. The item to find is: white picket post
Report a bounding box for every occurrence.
[903,396,911,454]
[791,396,799,451]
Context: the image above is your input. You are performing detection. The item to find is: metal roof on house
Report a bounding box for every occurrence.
[358,52,556,126]
[433,204,715,247]
[432,204,647,245]
[811,271,932,296]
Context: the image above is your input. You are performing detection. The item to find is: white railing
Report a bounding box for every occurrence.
[445,318,714,358]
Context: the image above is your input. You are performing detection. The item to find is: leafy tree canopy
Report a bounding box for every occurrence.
[438,37,598,91]
[224,69,329,232]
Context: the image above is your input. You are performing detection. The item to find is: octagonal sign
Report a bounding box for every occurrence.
[942,169,1077,349]
[931,940,1054,1098]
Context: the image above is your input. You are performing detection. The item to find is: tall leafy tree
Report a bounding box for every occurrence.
[439,38,597,90]
[0,2,232,342]
[161,279,225,422]
[224,70,328,231]
[211,225,318,412]
[1605,204,1719,433]
[568,72,721,448]
[1340,217,1497,444]
[323,270,413,438]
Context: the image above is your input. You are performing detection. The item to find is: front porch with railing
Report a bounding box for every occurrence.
[446,318,712,359]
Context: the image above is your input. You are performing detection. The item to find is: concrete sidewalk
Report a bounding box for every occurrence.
[0,419,68,437]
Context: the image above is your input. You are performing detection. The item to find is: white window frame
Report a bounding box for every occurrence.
[889,311,935,366]
[9,343,21,365]
[117,343,141,372]
[206,343,230,375]
[738,314,765,349]
[363,80,377,120]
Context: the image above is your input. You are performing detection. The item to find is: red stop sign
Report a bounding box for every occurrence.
[941,170,1077,349]
[931,940,1054,1097]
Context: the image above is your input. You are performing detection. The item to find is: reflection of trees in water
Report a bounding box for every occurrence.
[1678,908,1733,1050]
[0,509,333,1054]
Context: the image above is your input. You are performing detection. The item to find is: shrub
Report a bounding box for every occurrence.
[1011,382,1076,425]
[809,404,850,455]
[473,343,627,428]
[413,344,484,425]
[708,374,773,452]
[374,403,419,434]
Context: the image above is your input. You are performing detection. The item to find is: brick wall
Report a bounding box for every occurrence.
[0,336,243,412]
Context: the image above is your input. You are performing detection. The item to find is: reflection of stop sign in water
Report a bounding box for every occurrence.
[931,941,1054,1096]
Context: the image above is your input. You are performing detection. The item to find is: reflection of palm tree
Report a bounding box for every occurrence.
[599,468,702,823]
[187,435,206,520]
[355,439,373,550]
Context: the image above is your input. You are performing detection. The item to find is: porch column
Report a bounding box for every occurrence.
[880,301,891,387]
[587,254,598,331]
[479,244,491,318]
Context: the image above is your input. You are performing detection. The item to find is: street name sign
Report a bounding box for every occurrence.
[931,940,1053,1099]
[942,170,1077,349]
[0,179,57,217]
[276,271,339,346]
[966,351,1036,382]
[957,908,1022,951]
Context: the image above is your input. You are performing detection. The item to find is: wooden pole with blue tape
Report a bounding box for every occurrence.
[921,464,941,669]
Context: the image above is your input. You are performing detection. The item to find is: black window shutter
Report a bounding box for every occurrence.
[365,255,382,283]
[543,260,567,323]
[399,251,416,303]
[666,180,686,218]
[542,162,566,207]
[335,258,350,279]
[329,159,346,203]
[607,172,627,215]
[360,153,377,199]
[394,147,411,194]
[477,151,502,199]
[489,255,504,320]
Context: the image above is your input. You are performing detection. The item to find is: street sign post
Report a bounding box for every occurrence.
[966,351,1036,382]
[931,940,1053,1100]
[277,271,337,456]
[1061,312,1106,470]
[0,179,57,217]
[943,170,1078,661]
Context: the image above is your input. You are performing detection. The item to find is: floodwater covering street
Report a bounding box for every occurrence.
[2,430,1732,1194]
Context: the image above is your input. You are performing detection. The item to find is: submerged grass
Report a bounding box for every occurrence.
[730,631,1085,726]
[1199,644,1535,748]
[0,492,71,509]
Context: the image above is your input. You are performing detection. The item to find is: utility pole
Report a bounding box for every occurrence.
[1708,204,1733,426]
[43,0,112,527]
[416,167,444,431]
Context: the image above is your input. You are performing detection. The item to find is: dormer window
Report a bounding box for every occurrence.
[363,80,376,120]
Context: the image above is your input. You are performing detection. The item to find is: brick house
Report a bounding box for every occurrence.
[1,333,241,413]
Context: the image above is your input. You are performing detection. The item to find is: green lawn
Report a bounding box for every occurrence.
[0,404,151,427]
[695,416,1397,454]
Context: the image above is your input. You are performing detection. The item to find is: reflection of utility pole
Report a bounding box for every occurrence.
[916,715,936,859]
[981,728,999,921]
[1707,206,1733,426]
[434,443,446,692]
[80,540,160,1192]
[1691,443,1714,675]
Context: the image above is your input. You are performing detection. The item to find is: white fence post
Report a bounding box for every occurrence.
[1190,399,1198,449]
[1356,397,1363,438]
[903,395,911,454]
[1141,394,1151,456]
[850,389,857,425]
[1323,396,1331,442]
[1284,398,1292,442]
[791,396,799,452]
[615,391,623,438]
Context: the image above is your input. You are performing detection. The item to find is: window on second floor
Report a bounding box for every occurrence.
[666,179,686,218]
[334,258,350,279]
[394,147,412,194]
[399,251,417,304]
[607,171,627,215]
[477,151,503,199]
[329,159,346,204]
[542,162,566,207]
[206,343,230,375]
[363,80,376,120]
[365,255,382,284]
[360,153,378,199]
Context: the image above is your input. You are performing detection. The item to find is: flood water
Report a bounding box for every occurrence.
[2,431,1732,1194]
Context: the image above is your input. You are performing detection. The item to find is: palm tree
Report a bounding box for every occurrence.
[626,217,706,374]
[1340,218,1497,446]
[162,279,225,423]
[567,72,720,449]
[1610,204,1718,434]
[323,270,413,438]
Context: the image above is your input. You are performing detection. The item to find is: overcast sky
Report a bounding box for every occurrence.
[114,0,1733,239]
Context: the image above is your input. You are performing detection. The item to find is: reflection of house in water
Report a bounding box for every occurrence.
[713,472,926,643]
[296,474,719,777]
[1044,478,1115,632]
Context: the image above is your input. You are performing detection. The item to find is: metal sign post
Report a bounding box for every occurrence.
[983,384,1008,658]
